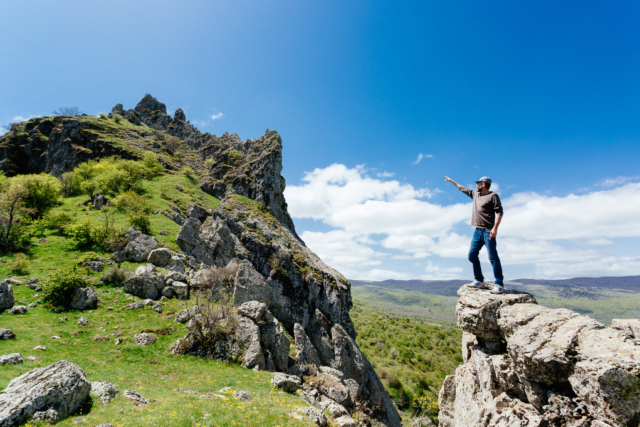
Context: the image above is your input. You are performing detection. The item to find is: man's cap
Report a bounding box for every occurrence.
[475,176,492,185]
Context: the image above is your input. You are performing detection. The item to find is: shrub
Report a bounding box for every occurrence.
[100,267,131,286]
[0,182,33,253]
[394,388,412,410]
[9,174,62,219]
[67,212,120,250]
[112,190,149,214]
[8,253,29,274]
[80,179,99,198]
[192,265,237,301]
[183,166,195,179]
[113,114,123,124]
[52,107,82,116]
[42,267,89,309]
[388,374,403,390]
[127,212,151,235]
[44,211,75,235]
[58,172,81,197]
[72,157,155,198]
[98,112,108,119]
[203,158,213,169]
[143,152,164,176]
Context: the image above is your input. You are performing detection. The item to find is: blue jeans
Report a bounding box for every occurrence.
[468,228,504,285]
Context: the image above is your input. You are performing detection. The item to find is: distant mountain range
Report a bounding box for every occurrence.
[350,275,640,296]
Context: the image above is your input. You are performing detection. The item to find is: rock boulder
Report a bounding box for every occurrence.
[0,280,14,312]
[0,360,91,426]
[70,287,98,310]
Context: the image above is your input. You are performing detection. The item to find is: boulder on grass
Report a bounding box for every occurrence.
[70,288,98,311]
[124,226,159,262]
[0,360,91,426]
[0,281,15,312]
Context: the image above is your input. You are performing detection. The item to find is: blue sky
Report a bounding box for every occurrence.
[2,1,640,280]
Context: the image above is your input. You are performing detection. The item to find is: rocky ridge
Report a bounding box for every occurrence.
[439,284,640,427]
[0,95,400,426]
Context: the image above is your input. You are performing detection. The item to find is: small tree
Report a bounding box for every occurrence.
[10,174,62,219]
[52,107,83,116]
[0,184,32,253]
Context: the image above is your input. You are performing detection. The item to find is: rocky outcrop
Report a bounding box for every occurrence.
[0,360,91,426]
[439,284,640,427]
[174,194,401,426]
[0,116,140,177]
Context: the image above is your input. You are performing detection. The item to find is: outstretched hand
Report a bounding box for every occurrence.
[445,176,453,183]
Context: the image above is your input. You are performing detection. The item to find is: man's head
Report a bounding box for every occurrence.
[475,176,492,191]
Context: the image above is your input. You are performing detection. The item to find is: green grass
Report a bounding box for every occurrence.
[0,284,313,427]
[351,300,462,421]
[352,285,458,326]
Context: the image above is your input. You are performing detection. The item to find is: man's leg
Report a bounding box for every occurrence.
[484,231,504,286]
[468,229,485,283]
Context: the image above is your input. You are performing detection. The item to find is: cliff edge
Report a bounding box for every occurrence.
[439,284,640,427]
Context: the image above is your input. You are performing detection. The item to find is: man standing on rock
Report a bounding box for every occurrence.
[445,176,505,294]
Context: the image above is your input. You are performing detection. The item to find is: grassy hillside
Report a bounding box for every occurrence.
[352,279,640,327]
[0,280,313,427]
[351,300,462,423]
[352,285,458,325]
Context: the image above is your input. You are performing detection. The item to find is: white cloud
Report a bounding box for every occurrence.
[412,153,433,165]
[377,171,395,178]
[501,183,640,240]
[286,164,640,279]
[211,112,224,120]
[600,176,639,187]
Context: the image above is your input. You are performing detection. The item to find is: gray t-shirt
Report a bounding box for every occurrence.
[460,188,504,229]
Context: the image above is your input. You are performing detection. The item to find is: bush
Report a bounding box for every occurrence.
[9,174,62,219]
[72,157,155,198]
[42,267,89,309]
[44,211,75,235]
[203,158,213,169]
[52,107,82,116]
[183,166,195,179]
[113,114,122,124]
[112,190,149,214]
[100,267,131,286]
[127,212,151,235]
[143,152,164,176]
[67,212,120,250]
[394,388,413,410]
[8,253,29,274]
[192,264,237,301]
[0,181,33,253]
[58,172,81,197]
[388,374,403,390]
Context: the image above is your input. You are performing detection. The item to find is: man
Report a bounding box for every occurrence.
[445,176,505,294]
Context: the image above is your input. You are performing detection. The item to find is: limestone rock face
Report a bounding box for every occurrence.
[0,360,91,426]
[174,194,400,427]
[456,285,537,341]
[0,281,14,312]
[439,284,640,427]
[569,327,640,426]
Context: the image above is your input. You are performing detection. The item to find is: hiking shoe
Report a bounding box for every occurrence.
[469,281,487,289]
[490,285,504,294]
